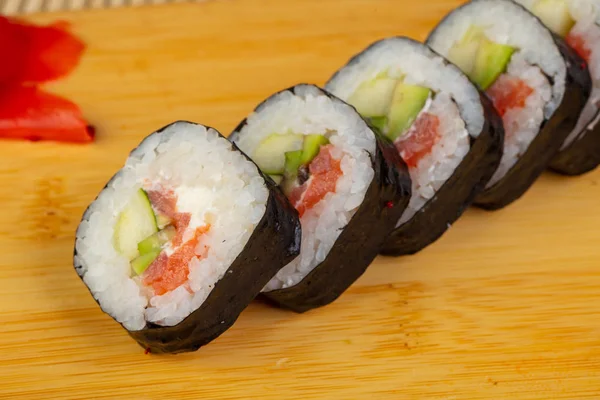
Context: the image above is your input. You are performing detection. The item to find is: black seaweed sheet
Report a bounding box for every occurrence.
[472,38,591,209]
[73,121,301,354]
[229,85,412,313]
[549,107,600,176]
[381,94,504,256]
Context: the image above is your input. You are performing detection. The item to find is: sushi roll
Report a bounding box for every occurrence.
[229,84,411,312]
[516,0,600,175]
[325,37,504,256]
[427,0,592,209]
[73,121,301,353]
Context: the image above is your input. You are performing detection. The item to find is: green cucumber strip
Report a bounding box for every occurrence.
[137,226,176,255]
[347,75,398,117]
[253,133,304,175]
[284,150,304,180]
[156,214,171,230]
[448,25,485,75]
[131,249,161,275]
[113,189,158,260]
[368,116,388,133]
[300,134,329,165]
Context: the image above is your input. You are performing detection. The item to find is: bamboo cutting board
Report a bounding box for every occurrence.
[1,0,600,398]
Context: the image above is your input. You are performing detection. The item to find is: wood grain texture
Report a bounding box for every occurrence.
[1,0,599,398]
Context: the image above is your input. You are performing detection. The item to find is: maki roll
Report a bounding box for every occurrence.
[516,0,600,175]
[73,121,301,354]
[427,0,592,209]
[325,37,504,256]
[229,84,411,312]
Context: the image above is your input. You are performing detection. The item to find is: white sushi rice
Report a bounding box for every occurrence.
[74,122,269,330]
[486,53,552,187]
[397,93,470,225]
[427,0,566,118]
[231,85,375,291]
[326,38,481,227]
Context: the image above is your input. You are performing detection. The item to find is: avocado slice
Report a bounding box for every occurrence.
[471,37,515,90]
[387,83,431,141]
[113,189,159,260]
[137,226,176,255]
[532,0,575,37]
[347,74,398,117]
[367,116,388,133]
[253,133,304,175]
[448,25,485,75]
[301,134,329,165]
[131,249,161,276]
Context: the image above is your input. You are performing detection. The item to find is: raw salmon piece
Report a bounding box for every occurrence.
[395,113,440,168]
[486,75,534,117]
[143,225,211,296]
[566,32,591,63]
[294,145,343,217]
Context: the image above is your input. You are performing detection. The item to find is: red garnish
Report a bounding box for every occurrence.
[0,86,93,143]
[0,16,90,144]
[144,348,151,355]
[395,113,441,168]
[386,201,394,209]
[292,145,343,217]
[0,16,85,85]
[566,32,591,63]
[486,75,534,118]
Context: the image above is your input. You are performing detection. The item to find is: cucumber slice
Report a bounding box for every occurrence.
[448,25,485,75]
[269,174,283,185]
[532,0,575,37]
[387,83,431,140]
[137,226,176,255]
[471,37,515,90]
[113,189,158,260]
[284,150,304,179]
[368,116,388,133]
[347,74,398,117]
[300,135,329,165]
[155,214,171,230]
[253,134,304,175]
[131,249,161,275]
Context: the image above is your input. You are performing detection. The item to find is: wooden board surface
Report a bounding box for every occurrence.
[1,0,600,398]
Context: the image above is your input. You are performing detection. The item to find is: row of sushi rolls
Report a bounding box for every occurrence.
[74,0,599,353]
